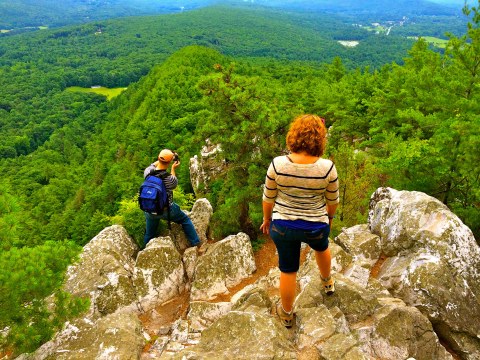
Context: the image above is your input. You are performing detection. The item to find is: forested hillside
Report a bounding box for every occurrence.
[1,2,479,357]
[256,0,460,16]
[0,0,212,29]
[0,0,464,31]
[0,5,419,160]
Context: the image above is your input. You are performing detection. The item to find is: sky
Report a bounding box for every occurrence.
[429,0,470,4]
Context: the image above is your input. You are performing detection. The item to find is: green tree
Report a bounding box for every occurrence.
[0,183,26,250]
[198,63,301,239]
[374,5,480,235]
[0,242,88,355]
[328,141,384,236]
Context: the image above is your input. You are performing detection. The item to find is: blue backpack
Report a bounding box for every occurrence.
[138,174,169,215]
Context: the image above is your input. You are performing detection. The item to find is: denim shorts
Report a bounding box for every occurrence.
[269,221,330,273]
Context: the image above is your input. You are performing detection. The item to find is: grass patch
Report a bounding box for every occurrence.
[66,86,127,100]
[408,36,448,48]
[364,25,386,33]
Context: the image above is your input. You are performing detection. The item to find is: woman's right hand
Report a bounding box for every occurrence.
[259,219,271,235]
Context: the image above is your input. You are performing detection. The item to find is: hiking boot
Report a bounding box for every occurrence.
[321,275,335,296]
[276,302,294,328]
[196,242,208,255]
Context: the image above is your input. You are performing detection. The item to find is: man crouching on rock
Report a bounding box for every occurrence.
[142,149,200,249]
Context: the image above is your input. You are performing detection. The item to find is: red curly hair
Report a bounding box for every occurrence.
[286,114,327,157]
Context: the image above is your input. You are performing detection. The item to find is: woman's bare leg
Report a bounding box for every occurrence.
[279,271,297,313]
[315,247,331,279]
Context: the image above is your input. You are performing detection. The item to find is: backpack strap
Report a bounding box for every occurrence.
[147,171,172,229]
[166,200,171,230]
[149,169,169,178]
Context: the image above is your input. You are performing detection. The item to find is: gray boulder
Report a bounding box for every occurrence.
[172,311,297,360]
[133,237,186,312]
[182,247,198,283]
[323,273,381,323]
[231,287,272,315]
[295,305,336,350]
[63,225,138,317]
[188,198,213,244]
[335,224,382,269]
[26,312,144,360]
[317,333,366,360]
[343,264,371,289]
[296,249,380,323]
[190,232,256,301]
[187,301,232,332]
[368,302,452,360]
[189,142,226,197]
[293,268,451,360]
[369,187,480,359]
[330,242,354,273]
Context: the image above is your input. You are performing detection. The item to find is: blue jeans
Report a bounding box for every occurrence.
[269,221,330,273]
[143,202,200,248]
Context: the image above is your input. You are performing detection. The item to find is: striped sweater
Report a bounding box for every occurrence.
[262,155,339,223]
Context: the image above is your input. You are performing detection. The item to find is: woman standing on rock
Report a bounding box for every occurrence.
[260,114,339,328]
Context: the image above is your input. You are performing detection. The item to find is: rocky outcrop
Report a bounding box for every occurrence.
[145,249,453,360]
[60,198,213,318]
[335,224,382,268]
[188,198,213,244]
[63,225,139,318]
[190,232,256,301]
[19,312,144,360]
[21,189,480,360]
[133,237,186,311]
[189,141,226,197]
[369,187,480,359]
[172,311,297,360]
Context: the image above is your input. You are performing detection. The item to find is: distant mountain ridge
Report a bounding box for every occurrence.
[250,0,461,16]
[0,0,462,29]
[0,0,213,28]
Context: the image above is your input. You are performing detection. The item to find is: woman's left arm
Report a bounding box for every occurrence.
[325,163,340,227]
[260,201,274,235]
[260,161,277,234]
[327,203,338,228]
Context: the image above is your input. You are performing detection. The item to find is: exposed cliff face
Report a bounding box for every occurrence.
[19,189,480,360]
[189,141,226,197]
[368,187,480,359]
